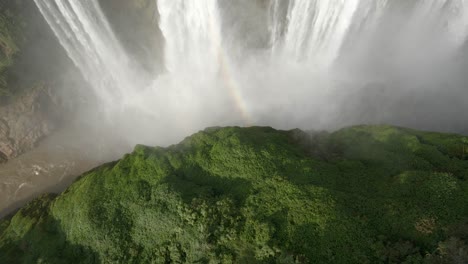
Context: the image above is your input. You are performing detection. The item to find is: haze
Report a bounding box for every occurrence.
[32,0,468,147]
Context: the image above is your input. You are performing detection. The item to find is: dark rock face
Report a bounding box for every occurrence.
[0,84,59,162]
[99,0,164,76]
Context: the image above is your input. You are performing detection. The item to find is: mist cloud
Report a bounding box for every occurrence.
[36,0,468,151]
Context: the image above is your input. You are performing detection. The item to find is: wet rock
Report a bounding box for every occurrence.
[99,0,164,76]
[0,83,58,161]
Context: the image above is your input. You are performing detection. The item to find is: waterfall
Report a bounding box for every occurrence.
[408,0,468,48]
[157,0,222,74]
[269,0,468,68]
[33,0,468,137]
[344,0,389,46]
[270,0,362,68]
[269,0,289,51]
[269,0,390,67]
[154,0,249,127]
[36,0,468,90]
[33,0,136,104]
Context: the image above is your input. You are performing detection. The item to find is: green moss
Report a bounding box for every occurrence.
[1,125,468,263]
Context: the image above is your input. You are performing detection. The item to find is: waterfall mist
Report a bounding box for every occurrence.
[34,0,468,150]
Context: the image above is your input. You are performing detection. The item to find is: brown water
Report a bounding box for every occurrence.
[0,124,131,218]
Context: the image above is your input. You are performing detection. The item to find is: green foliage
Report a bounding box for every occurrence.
[1,125,468,263]
[462,137,468,161]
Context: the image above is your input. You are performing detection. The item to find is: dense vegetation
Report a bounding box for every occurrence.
[1,125,468,263]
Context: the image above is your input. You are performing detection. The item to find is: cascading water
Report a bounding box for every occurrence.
[270,0,362,68]
[33,0,136,106]
[33,0,468,132]
[157,0,222,74]
[407,0,468,48]
[113,0,239,140]
[269,0,468,69]
[348,0,389,35]
[341,0,389,52]
[269,0,289,51]
[448,0,468,46]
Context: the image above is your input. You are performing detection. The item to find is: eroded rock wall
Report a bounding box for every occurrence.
[0,84,60,162]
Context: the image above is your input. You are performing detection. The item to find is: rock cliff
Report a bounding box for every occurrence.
[0,84,59,162]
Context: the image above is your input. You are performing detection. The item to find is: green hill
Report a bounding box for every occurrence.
[1,125,468,263]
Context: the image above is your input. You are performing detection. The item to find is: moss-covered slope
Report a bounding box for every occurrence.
[1,125,468,263]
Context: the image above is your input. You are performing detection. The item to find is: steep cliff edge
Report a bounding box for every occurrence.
[1,125,467,263]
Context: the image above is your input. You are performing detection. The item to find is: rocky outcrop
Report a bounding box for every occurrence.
[0,84,59,162]
[0,1,70,161]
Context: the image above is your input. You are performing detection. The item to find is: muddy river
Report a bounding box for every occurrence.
[0,124,131,218]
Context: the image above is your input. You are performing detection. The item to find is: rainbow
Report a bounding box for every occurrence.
[218,50,253,126]
[206,6,252,126]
